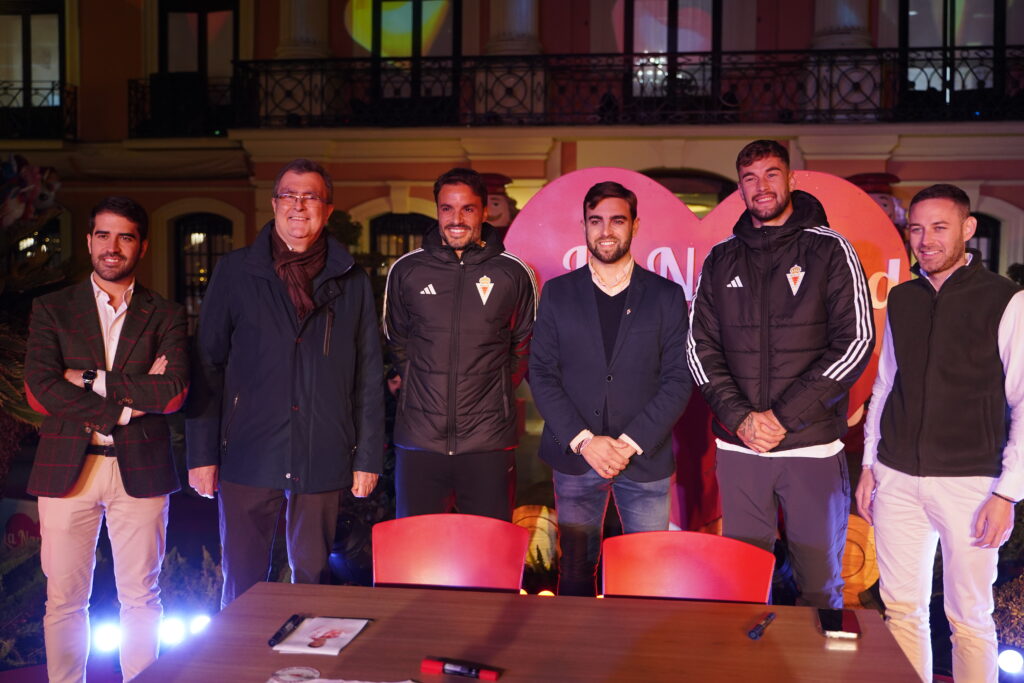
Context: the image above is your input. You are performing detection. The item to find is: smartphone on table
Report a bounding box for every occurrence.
[816,608,862,639]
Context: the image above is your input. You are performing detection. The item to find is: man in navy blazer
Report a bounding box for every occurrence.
[529,181,693,596]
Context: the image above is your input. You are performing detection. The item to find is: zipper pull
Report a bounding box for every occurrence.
[323,308,334,356]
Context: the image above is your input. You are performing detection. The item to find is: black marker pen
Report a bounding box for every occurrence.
[268,614,304,647]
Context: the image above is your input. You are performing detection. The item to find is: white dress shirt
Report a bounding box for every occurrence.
[89,274,135,443]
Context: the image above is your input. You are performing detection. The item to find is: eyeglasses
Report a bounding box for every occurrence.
[274,193,326,206]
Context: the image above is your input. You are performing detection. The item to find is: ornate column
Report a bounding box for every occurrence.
[276,0,330,59]
[812,0,872,49]
[485,0,541,55]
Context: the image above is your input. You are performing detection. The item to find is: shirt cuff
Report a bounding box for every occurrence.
[618,433,643,455]
[93,370,107,397]
[117,407,132,426]
[569,429,595,454]
[994,471,1024,503]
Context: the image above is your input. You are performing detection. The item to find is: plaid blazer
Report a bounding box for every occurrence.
[24,278,189,498]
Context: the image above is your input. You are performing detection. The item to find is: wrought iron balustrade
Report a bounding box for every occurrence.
[126,47,1024,136]
[0,81,78,139]
[128,75,233,138]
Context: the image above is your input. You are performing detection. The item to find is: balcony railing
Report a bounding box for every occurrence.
[0,81,78,140]
[127,46,1024,137]
[128,74,233,138]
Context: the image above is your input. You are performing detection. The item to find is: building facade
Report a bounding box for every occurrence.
[3,0,1023,311]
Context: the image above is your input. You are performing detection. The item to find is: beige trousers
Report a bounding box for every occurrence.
[38,455,169,682]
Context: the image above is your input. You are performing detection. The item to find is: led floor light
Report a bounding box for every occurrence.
[999,649,1024,675]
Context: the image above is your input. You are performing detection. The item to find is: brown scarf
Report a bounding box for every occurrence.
[271,228,327,320]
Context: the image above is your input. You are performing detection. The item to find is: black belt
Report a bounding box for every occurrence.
[86,445,117,457]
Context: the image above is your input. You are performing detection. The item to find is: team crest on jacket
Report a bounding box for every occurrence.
[786,265,805,296]
[476,275,494,305]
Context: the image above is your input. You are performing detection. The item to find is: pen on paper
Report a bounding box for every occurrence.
[747,612,777,640]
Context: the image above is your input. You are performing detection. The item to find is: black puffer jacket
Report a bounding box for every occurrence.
[686,190,874,450]
[383,223,536,455]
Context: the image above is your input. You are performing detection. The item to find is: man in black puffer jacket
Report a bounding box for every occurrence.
[687,140,874,608]
[383,168,537,521]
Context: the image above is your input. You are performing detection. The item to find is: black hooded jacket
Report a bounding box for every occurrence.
[686,190,874,450]
[383,223,537,455]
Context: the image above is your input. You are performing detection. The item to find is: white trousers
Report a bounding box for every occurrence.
[872,461,998,683]
[38,455,169,682]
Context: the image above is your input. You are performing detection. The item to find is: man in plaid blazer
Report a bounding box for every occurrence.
[24,196,188,683]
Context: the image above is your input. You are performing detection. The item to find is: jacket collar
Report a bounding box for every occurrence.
[111,284,157,371]
[911,248,982,292]
[732,190,829,250]
[244,221,354,282]
[422,221,504,265]
[571,263,653,368]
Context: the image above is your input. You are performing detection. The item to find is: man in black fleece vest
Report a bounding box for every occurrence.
[859,184,1024,682]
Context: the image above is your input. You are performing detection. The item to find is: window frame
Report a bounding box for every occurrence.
[0,0,66,109]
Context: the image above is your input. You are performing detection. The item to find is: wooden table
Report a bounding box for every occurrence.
[134,582,918,682]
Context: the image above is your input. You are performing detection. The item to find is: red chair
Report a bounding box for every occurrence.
[601,530,775,603]
[372,513,530,591]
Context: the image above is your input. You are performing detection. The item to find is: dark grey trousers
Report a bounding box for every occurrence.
[716,447,849,609]
[395,447,515,521]
[218,479,340,608]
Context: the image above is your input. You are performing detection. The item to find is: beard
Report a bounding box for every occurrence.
[587,234,632,264]
[747,189,792,224]
[92,253,137,283]
[916,240,966,277]
[441,222,480,250]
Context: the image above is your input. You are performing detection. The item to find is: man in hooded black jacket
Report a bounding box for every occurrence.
[687,140,874,608]
[383,168,537,521]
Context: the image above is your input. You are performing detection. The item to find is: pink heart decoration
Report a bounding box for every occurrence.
[505,166,910,413]
[506,167,910,530]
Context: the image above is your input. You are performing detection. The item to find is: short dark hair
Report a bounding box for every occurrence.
[89,196,149,241]
[274,158,334,203]
[583,181,638,220]
[433,168,487,207]
[736,139,790,173]
[909,183,971,218]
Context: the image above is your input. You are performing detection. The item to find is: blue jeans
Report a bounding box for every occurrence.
[553,468,671,596]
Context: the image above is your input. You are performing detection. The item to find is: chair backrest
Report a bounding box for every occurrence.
[601,530,775,603]
[372,513,530,591]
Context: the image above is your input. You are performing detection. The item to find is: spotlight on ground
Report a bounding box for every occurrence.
[160,617,186,646]
[999,649,1024,675]
[93,623,121,652]
[189,615,212,634]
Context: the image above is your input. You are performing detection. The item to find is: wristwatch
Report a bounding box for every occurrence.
[82,369,97,392]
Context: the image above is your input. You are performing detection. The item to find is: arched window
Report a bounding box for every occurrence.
[174,212,232,334]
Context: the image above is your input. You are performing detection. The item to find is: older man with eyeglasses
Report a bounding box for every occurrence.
[187,158,384,607]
